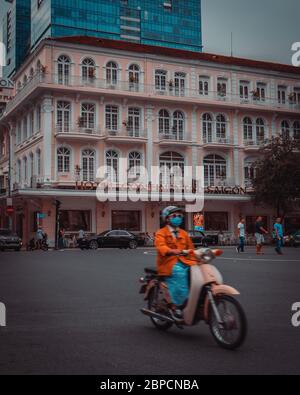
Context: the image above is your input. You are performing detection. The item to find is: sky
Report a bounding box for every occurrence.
[0,0,299,74]
[201,0,300,64]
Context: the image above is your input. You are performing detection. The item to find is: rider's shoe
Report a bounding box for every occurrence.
[169,308,184,323]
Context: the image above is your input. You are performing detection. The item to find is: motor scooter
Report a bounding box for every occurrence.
[139,248,247,350]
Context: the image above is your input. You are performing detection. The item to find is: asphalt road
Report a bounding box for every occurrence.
[0,246,300,375]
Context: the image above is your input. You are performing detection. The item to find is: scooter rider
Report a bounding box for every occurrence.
[155,206,196,319]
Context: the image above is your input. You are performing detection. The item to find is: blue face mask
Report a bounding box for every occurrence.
[169,216,183,228]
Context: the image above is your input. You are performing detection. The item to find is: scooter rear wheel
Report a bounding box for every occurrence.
[148,288,173,331]
[208,295,247,350]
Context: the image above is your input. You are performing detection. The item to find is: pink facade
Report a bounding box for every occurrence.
[0,37,300,245]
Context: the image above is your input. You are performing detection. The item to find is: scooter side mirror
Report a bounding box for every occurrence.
[212,249,223,256]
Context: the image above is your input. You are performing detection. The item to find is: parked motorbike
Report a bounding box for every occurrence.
[26,236,49,251]
[139,248,247,350]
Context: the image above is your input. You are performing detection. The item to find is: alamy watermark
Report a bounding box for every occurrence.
[291,42,300,67]
[291,302,300,327]
[0,302,6,327]
[94,163,205,213]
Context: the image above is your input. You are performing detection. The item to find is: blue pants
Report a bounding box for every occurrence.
[165,262,189,306]
[276,237,283,251]
[238,237,245,252]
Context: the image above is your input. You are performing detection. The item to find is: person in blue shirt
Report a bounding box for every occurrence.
[274,218,284,255]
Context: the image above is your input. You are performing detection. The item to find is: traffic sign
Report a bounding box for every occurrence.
[6,206,14,215]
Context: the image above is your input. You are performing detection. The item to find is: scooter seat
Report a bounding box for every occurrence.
[144,267,158,275]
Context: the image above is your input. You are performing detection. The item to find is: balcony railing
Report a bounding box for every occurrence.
[159,131,192,142]
[2,72,300,117]
[244,139,265,148]
[203,136,233,145]
[55,124,102,137]
[104,128,147,139]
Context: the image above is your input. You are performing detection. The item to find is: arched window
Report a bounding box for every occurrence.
[17,81,22,92]
[16,121,21,144]
[29,152,34,181]
[243,117,253,142]
[173,111,185,140]
[293,121,300,140]
[81,103,95,129]
[216,114,227,140]
[202,113,213,143]
[105,105,119,132]
[82,149,95,182]
[36,149,41,176]
[36,60,41,74]
[199,76,209,96]
[23,116,28,141]
[106,150,119,182]
[159,151,184,186]
[256,118,265,144]
[57,101,71,133]
[281,120,290,138]
[127,107,141,136]
[23,75,28,86]
[23,156,28,182]
[57,55,71,85]
[174,72,186,96]
[57,147,70,173]
[29,68,34,80]
[106,61,118,85]
[129,64,140,90]
[155,70,167,91]
[128,152,142,178]
[17,160,21,184]
[81,58,96,82]
[204,154,227,187]
[158,109,170,135]
[244,158,258,187]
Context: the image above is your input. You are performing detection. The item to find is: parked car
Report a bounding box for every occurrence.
[187,230,215,248]
[284,231,300,247]
[82,230,139,250]
[0,228,22,251]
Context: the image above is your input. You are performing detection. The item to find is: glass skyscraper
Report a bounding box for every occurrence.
[31,0,202,52]
[2,0,31,78]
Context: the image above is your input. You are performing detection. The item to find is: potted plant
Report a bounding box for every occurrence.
[251,89,260,99]
[288,92,296,103]
[75,165,81,175]
[77,116,85,128]
[88,68,96,80]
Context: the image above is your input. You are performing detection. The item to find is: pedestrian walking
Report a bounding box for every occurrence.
[236,217,246,253]
[36,226,45,250]
[77,228,85,248]
[274,218,284,255]
[255,216,268,255]
[58,228,65,250]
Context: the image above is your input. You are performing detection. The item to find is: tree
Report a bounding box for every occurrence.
[252,135,300,218]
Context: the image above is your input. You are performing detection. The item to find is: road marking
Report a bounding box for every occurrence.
[144,251,300,262]
[221,257,300,263]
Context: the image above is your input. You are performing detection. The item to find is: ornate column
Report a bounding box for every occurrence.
[233,110,240,185]
[146,105,154,177]
[41,96,54,184]
[8,121,16,193]
[192,106,198,179]
[272,114,278,137]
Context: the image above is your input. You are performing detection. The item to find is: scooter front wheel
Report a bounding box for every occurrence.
[148,288,173,331]
[208,295,247,350]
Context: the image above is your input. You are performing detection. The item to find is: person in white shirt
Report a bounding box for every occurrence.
[236,218,246,253]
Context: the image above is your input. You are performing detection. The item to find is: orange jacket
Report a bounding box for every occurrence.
[155,226,197,276]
